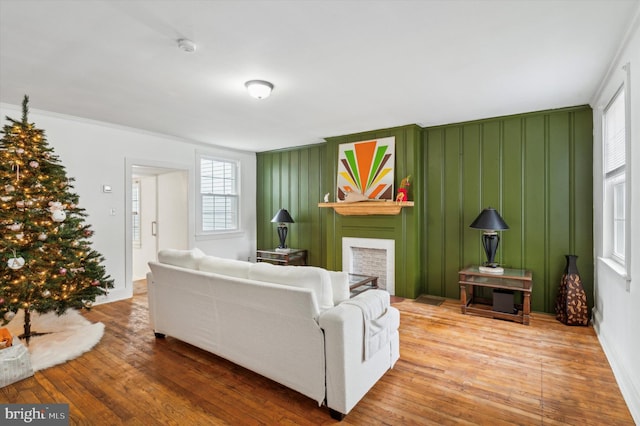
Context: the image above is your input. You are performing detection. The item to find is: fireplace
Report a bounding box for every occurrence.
[342,237,395,295]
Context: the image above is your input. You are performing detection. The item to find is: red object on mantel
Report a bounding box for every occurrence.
[396,175,411,202]
[396,188,408,202]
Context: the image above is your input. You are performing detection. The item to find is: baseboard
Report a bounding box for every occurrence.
[592,307,640,424]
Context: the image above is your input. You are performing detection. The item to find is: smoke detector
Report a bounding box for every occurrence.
[177,38,196,53]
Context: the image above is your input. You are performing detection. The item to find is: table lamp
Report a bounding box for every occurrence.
[271,208,294,251]
[469,207,509,274]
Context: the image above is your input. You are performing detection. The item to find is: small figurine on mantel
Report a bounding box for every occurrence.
[396,175,411,202]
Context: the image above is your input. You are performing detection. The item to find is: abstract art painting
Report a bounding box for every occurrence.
[337,137,395,200]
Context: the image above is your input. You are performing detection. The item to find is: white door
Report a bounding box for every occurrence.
[131,166,188,281]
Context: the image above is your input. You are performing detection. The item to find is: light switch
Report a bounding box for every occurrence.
[109,208,116,216]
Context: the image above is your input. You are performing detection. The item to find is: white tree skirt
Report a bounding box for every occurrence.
[5,309,104,372]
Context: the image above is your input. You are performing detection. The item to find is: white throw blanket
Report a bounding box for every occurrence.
[342,290,390,361]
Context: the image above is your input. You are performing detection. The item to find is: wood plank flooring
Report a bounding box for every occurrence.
[1,292,634,425]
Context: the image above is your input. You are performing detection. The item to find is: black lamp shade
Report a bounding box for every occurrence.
[470,207,509,269]
[469,207,509,231]
[271,209,294,224]
[271,209,294,249]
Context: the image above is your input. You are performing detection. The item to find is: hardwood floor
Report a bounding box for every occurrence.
[1,294,634,425]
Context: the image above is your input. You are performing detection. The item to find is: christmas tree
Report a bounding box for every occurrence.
[0,96,113,342]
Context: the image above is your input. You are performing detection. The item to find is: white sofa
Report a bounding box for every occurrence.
[147,248,400,419]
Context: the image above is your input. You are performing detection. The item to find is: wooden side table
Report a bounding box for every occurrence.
[256,249,307,266]
[459,266,532,325]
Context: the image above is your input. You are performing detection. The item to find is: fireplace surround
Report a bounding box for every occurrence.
[342,237,395,295]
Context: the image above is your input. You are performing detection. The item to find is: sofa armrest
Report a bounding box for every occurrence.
[319,291,400,416]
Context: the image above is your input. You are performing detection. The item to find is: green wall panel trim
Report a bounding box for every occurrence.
[324,125,423,298]
[257,106,593,312]
[423,105,593,313]
[256,144,327,267]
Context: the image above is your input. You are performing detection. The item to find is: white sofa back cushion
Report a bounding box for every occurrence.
[249,263,335,312]
[199,256,252,279]
[327,271,350,305]
[157,248,205,270]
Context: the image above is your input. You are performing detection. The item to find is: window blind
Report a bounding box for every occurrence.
[604,90,625,175]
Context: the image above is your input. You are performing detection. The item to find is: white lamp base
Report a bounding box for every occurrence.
[479,265,504,274]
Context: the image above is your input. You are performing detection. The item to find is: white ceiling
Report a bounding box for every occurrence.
[1,0,638,152]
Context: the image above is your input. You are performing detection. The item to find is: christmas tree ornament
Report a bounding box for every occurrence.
[29,160,39,168]
[4,184,15,193]
[59,268,67,276]
[8,222,22,231]
[38,233,47,241]
[42,290,51,298]
[51,209,66,222]
[15,200,25,209]
[7,256,25,270]
[83,300,93,308]
[0,196,11,202]
[3,311,15,322]
[49,200,67,222]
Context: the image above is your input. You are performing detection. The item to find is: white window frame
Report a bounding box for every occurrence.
[604,171,625,264]
[196,154,241,236]
[602,82,629,270]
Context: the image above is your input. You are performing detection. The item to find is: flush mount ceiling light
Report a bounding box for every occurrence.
[177,38,196,53]
[245,80,274,99]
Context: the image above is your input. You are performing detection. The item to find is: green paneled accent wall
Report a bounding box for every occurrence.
[324,125,423,298]
[423,106,594,313]
[256,106,593,313]
[256,125,423,298]
[256,144,327,266]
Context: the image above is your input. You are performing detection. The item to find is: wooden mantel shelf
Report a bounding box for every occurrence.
[318,201,414,216]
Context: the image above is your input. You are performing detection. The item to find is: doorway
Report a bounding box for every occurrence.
[128,164,189,292]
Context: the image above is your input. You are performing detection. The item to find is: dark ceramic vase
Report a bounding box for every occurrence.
[555,255,588,326]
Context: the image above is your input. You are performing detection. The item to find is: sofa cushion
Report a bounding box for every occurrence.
[198,256,252,279]
[249,263,334,311]
[157,248,205,270]
[327,271,350,305]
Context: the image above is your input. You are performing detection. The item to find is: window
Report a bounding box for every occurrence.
[198,156,239,233]
[132,180,141,247]
[603,88,626,264]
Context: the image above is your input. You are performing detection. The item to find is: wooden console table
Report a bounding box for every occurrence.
[459,266,532,325]
[256,249,307,266]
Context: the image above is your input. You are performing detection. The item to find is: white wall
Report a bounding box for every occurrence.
[591,6,640,423]
[0,103,257,303]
